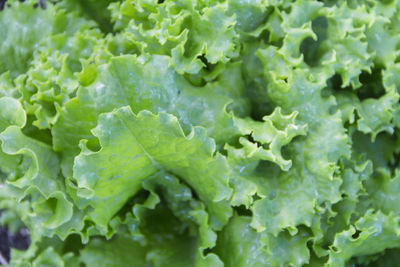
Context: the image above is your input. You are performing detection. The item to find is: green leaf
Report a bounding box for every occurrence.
[230,107,307,171]
[0,96,26,131]
[110,0,239,74]
[327,210,400,267]
[73,106,232,230]
[0,122,74,234]
[0,0,95,77]
[215,216,268,267]
[80,235,148,267]
[216,215,311,267]
[53,55,241,177]
[32,247,67,267]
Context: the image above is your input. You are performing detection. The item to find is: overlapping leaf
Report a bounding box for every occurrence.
[1,0,400,266]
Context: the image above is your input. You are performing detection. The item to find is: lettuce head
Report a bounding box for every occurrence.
[1,0,400,266]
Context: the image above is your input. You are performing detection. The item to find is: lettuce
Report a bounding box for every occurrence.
[1,0,400,266]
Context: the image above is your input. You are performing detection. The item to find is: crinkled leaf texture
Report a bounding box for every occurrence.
[2,0,400,266]
[73,106,232,231]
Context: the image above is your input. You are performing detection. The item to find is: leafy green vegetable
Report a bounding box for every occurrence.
[1,0,400,266]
